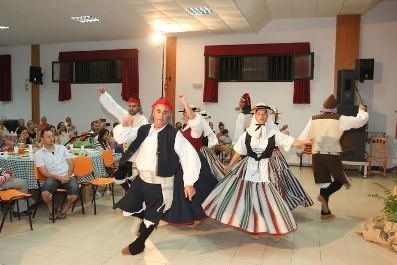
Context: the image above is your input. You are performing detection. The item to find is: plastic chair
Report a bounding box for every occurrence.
[73,156,114,215]
[33,166,84,223]
[0,189,33,232]
[101,149,117,176]
[367,137,388,176]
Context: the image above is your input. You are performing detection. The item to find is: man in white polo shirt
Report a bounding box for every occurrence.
[34,127,78,220]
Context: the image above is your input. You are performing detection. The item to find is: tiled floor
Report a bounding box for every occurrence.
[0,167,396,265]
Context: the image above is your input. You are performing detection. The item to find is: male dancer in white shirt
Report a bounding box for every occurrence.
[113,97,200,255]
[98,87,148,187]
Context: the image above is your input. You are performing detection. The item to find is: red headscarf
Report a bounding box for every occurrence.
[128,97,140,104]
[151,97,173,111]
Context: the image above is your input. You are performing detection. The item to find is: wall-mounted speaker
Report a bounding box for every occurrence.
[356,59,374,81]
[337,69,356,105]
[29,66,43,85]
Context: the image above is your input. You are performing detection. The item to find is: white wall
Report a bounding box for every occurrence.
[1,0,396,164]
[1,38,163,132]
[176,17,337,163]
[359,0,397,137]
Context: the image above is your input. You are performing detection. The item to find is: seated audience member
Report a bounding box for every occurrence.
[34,127,78,220]
[94,128,112,151]
[15,119,25,132]
[65,116,77,135]
[48,125,60,144]
[87,120,101,143]
[37,116,49,133]
[0,121,10,135]
[216,122,225,138]
[208,122,215,133]
[175,122,183,131]
[57,122,69,145]
[0,124,13,151]
[0,168,35,216]
[219,129,232,146]
[26,120,37,141]
[15,127,31,145]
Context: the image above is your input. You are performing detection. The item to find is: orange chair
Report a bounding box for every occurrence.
[298,144,312,169]
[367,136,388,176]
[101,150,117,176]
[73,156,114,215]
[33,166,85,223]
[0,189,33,232]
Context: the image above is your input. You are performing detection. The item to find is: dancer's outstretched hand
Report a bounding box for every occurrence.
[122,116,134,127]
[98,87,106,94]
[184,186,196,201]
[178,95,186,103]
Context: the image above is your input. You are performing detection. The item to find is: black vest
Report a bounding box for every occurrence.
[119,124,179,177]
[245,133,275,161]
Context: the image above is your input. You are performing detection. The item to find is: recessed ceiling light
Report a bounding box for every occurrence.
[70,16,100,24]
[0,25,11,30]
[185,7,213,16]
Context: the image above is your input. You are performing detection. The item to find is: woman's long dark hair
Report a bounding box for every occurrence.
[97,128,109,150]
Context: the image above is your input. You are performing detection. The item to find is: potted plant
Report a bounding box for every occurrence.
[357,182,397,252]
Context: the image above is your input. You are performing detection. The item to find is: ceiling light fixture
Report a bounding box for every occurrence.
[0,26,11,30]
[70,16,100,24]
[185,7,213,16]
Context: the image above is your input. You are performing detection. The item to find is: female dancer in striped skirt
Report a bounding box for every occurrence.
[202,103,312,235]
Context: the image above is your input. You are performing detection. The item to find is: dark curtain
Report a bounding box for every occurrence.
[0,55,11,101]
[58,49,139,101]
[203,43,310,103]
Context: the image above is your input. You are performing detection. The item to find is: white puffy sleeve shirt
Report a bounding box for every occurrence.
[234,131,294,182]
[99,91,128,123]
[183,114,218,148]
[113,124,200,186]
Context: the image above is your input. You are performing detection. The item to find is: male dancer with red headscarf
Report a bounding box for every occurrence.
[113,97,201,255]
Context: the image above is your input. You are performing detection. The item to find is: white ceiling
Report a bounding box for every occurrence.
[0,0,382,47]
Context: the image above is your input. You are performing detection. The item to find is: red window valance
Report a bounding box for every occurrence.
[203,43,310,104]
[58,49,139,101]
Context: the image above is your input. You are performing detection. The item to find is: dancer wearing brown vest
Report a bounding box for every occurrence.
[299,95,368,219]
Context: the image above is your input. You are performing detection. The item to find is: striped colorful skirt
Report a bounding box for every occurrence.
[202,157,297,235]
[269,148,314,210]
[200,146,226,181]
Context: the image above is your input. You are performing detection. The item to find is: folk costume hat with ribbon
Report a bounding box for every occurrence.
[178,105,201,113]
[199,110,211,119]
[246,103,279,140]
[152,97,173,111]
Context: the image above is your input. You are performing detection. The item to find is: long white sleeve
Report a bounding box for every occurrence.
[298,118,312,140]
[233,113,246,143]
[174,132,201,186]
[275,131,295,152]
[113,124,139,144]
[339,110,369,131]
[99,91,128,122]
[186,114,203,138]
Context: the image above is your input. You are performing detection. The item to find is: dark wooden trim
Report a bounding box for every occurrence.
[165,37,177,124]
[334,15,361,96]
[31,45,40,124]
